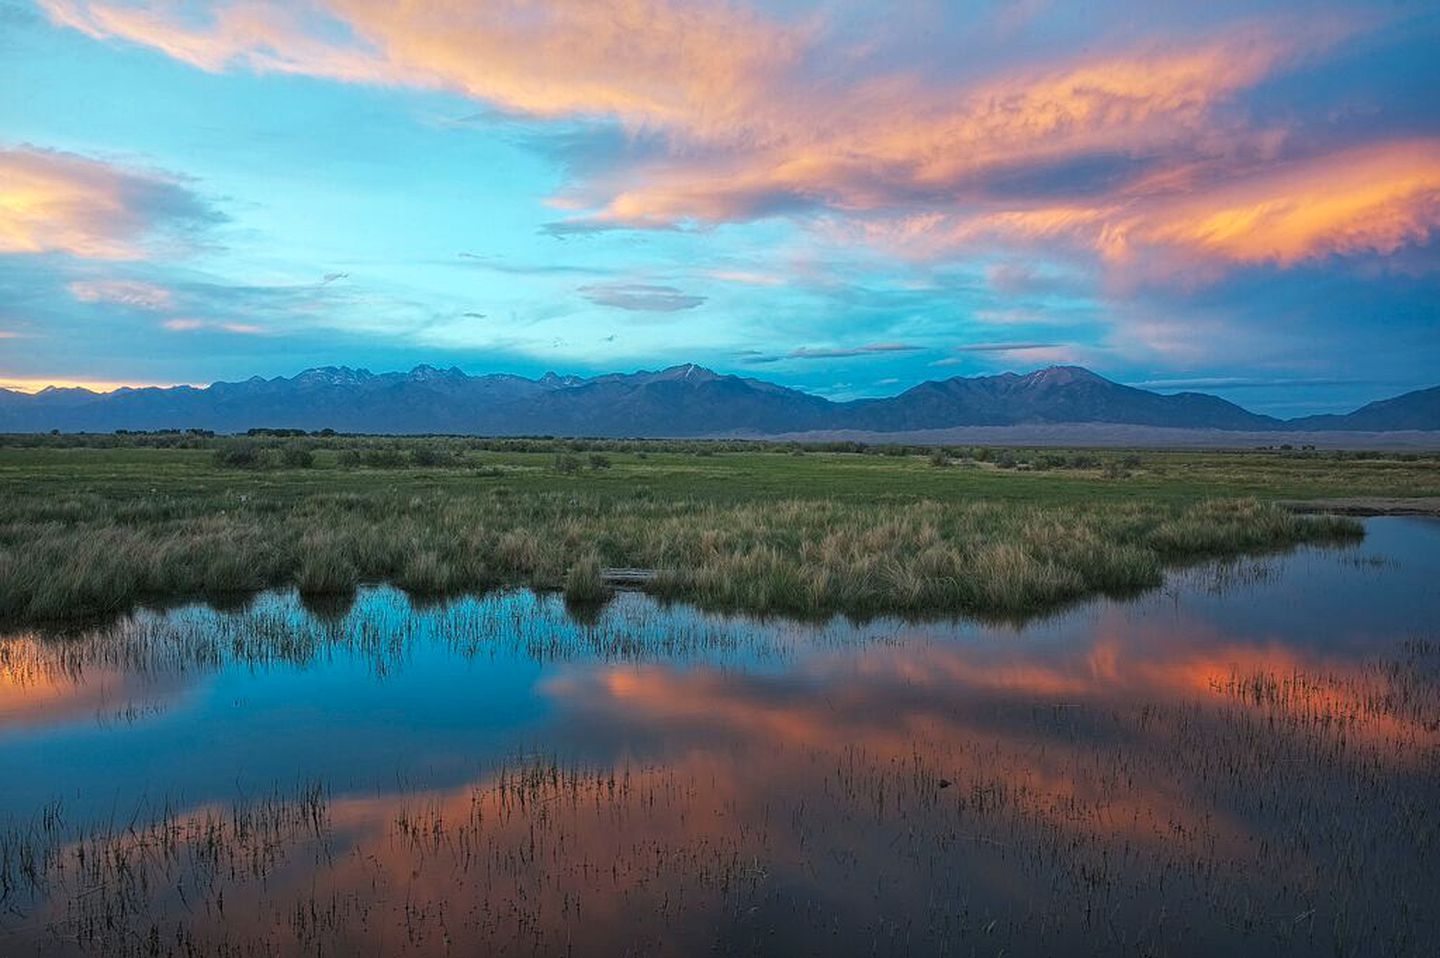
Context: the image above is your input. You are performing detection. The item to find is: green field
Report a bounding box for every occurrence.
[3,435,1436,626]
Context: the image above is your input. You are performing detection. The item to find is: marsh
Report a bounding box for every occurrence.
[1,515,1436,956]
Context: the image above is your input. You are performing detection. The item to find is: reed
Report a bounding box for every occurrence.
[0,445,1369,626]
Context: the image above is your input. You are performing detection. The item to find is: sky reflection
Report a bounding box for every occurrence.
[0,518,1436,955]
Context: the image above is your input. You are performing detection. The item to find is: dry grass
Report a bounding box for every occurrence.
[0,485,1360,625]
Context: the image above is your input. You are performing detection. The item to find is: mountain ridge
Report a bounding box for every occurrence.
[1,364,1435,436]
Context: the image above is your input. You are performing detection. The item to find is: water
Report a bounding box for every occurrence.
[2,518,1437,956]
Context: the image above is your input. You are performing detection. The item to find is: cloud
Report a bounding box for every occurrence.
[545,29,1326,232]
[40,0,802,133]
[951,342,1061,353]
[162,318,268,334]
[458,253,611,277]
[868,139,1440,277]
[68,278,174,310]
[1126,140,1440,267]
[38,3,1434,283]
[579,283,706,312]
[0,144,221,260]
[745,342,921,363]
[704,269,785,287]
[40,4,1334,231]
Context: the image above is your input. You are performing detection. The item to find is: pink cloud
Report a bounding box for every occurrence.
[0,144,217,260]
[162,318,267,335]
[40,2,1432,281]
[69,279,175,310]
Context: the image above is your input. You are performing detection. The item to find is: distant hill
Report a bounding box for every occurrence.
[842,366,1278,431]
[1286,385,1440,432]
[0,364,1435,436]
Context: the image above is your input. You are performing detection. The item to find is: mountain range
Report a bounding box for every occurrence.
[1,364,1436,436]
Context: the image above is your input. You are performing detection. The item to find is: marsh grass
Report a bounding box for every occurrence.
[0,483,1359,626]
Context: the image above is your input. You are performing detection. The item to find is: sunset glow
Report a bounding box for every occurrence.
[2,0,1437,414]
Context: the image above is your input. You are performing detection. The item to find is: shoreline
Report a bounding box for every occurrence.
[1280,498,1440,517]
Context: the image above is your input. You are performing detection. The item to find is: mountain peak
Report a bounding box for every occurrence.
[654,363,721,382]
[293,366,374,387]
[1021,365,1108,386]
[406,364,467,382]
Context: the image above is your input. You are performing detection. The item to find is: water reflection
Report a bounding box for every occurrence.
[0,518,1437,956]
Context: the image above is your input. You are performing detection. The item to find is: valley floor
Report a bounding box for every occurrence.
[3,435,1437,626]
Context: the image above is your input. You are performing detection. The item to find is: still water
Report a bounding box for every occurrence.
[2,518,1437,956]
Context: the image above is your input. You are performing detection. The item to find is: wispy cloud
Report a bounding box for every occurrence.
[69,278,174,310]
[579,283,706,312]
[162,318,268,335]
[951,342,1061,353]
[744,342,920,363]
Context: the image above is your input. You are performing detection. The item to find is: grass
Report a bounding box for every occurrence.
[1,437,1423,626]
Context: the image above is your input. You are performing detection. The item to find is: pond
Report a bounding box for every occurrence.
[2,518,1437,956]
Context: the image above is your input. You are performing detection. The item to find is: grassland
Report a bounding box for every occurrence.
[3,435,1435,626]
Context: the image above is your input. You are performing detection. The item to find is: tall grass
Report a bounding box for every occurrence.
[0,479,1360,625]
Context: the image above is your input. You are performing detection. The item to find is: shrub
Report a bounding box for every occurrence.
[411,446,444,467]
[362,448,406,468]
[280,446,315,469]
[213,441,262,469]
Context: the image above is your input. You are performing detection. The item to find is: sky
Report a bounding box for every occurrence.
[0,0,1437,416]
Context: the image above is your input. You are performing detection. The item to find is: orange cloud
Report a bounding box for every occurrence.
[0,145,216,260]
[1132,140,1440,266]
[851,139,1440,275]
[43,3,1432,276]
[41,0,804,137]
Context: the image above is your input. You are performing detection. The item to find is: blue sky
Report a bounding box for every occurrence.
[1,0,1437,415]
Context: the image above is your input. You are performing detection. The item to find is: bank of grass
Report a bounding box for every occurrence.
[0,438,1386,625]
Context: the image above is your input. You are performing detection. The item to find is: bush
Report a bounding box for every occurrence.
[213,441,262,469]
[280,446,315,469]
[552,453,582,475]
[362,448,406,468]
[411,446,444,467]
